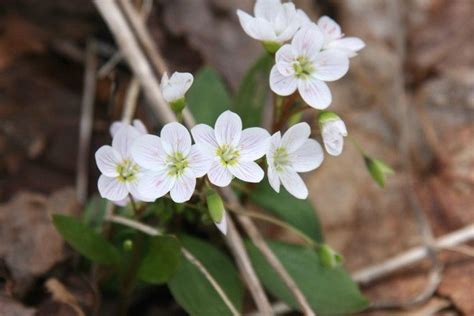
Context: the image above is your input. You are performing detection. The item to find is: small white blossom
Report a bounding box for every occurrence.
[270,24,349,109]
[95,125,146,202]
[266,122,323,199]
[318,16,365,58]
[110,119,147,137]
[321,118,347,156]
[131,122,212,203]
[236,0,308,48]
[160,72,193,104]
[191,111,270,187]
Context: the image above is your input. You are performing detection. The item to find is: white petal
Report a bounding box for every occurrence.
[322,120,347,156]
[95,145,121,177]
[317,16,342,42]
[126,175,144,201]
[266,131,282,168]
[131,134,167,170]
[160,122,192,156]
[112,125,141,158]
[228,161,264,183]
[279,168,308,199]
[137,169,175,201]
[273,2,298,42]
[290,139,324,172]
[208,162,233,187]
[291,24,324,58]
[327,37,365,57]
[275,44,296,76]
[110,122,124,137]
[191,124,219,156]
[188,144,213,177]
[239,127,270,161]
[312,50,349,81]
[298,77,331,109]
[98,175,128,201]
[161,72,193,102]
[281,122,311,153]
[112,197,129,207]
[215,211,228,235]
[269,66,298,96]
[214,111,242,147]
[170,170,196,203]
[132,119,148,134]
[254,0,281,21]
[296,9,311,26]
[267,166,281,193]
[236,10,277,41]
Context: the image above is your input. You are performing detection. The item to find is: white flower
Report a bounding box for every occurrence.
[270,24,349,109]
[95,125,146,202]
[160,72,194,103]
[318,16,365,58]
[321,117,347,156]
[110,119,147,137]
[191,111,270,187]
[266,122,324,199]
[236,0,307,47]
[131,122,212,203]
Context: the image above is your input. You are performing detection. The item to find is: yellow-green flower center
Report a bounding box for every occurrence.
[273,147,290,172]
[216,144,240,166]
[167,152,189,177]
[116,159,140,182]
[293,56,314,79]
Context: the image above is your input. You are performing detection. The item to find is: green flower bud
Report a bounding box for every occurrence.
[317,110,341,126]
[364,156,394,188]
[206,189,225,223]
[318,244,343,268]
[123,239,133,252]
[262,41,282,54]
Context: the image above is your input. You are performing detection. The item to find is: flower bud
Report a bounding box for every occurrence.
[160,71,193,114]
[206,189,224,224]
[364,156,394,188]
[318,111,347,156]
[123,239,133,252]
[318,244,342,268]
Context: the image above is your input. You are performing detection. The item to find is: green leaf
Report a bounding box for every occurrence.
[53,214,120,265]
[168,235,243,316]
[187,67,230,125]
[247,240,369,315]
[82,194,108,230]
[138,235,181,284]
[233,53,273,127]
[250,181,323,243]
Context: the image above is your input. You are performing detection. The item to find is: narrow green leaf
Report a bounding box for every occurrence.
[247,240,369,315]
[233,53,273,127]
[250,181,324,243]
[138,235,181,284]
[168,235,243,316]
[52,214,120,265]
[187,67,230,125]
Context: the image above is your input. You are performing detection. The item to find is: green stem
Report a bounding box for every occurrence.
[227,205,319,249]
[348,135,366,156]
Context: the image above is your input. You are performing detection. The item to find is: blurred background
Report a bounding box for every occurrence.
[0,0,472,314]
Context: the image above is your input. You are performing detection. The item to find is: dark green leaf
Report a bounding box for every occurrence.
[53,214,120,265]
[82,194,107,230]
[168,235,243,316]
[233,54,273,127]
[138,235,181,284]
[250,181,323,242]
[187,67,230,125]
[247,240,369,315]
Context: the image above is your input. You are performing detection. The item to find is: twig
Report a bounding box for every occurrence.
[76,40,98,205]
[107,215,239,315]
[352,224,474,285]
[181,248,240,316]
[121,78,141,124]
[222,188,309,315]
[94,0,175,123]
[93,1,272,313]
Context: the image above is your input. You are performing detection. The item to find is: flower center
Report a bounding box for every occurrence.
[293,56,314,79]
[273,147,290,172]
[167,152,189,177]
[116,159,140,182]
[216,144,240,166]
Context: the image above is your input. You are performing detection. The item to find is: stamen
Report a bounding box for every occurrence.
[216,144,240,166]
